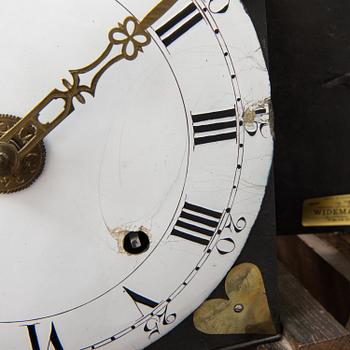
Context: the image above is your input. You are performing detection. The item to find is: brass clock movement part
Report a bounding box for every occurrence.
[0,115,46,194]
[0,142,18,177]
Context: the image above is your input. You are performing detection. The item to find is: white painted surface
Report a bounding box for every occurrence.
[0,0,272,348]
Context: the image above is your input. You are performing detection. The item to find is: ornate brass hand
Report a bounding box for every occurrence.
[0,0,177,191]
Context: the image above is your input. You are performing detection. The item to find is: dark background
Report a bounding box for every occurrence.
[266,0,350,234]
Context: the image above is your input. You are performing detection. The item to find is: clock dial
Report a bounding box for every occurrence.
[0,0,272,349]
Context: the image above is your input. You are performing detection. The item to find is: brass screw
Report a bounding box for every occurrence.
[234,304,244,313]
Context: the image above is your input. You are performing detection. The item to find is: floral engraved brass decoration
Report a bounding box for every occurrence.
[193,263,276,335]
[110,17,151,60]
[243,99,272,138]
[0,115,45,194]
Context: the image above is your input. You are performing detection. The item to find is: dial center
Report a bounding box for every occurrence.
[0,142,18,177]
[0,115,46,193]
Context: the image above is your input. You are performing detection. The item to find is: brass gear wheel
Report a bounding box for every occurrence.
[0,114,46,194]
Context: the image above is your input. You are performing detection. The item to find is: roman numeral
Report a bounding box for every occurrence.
[192,108,237,146]
[124,287,159,316]
[170,202,222,246]
[156,3,203,47]
[26,323,64,350]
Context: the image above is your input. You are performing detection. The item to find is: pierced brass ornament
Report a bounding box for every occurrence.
[0,115,45,194]
[0,16,152,162]
[0,1,178,194]
[193,263,276,335]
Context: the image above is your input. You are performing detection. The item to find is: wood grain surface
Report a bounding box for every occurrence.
[255,264,350,350]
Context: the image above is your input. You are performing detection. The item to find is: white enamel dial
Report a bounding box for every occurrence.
[0,0,272,349]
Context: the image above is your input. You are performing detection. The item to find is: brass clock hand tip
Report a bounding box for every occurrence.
[140,0,178,29]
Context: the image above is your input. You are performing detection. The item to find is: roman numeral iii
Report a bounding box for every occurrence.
[156,3,203,47]
[192,108,237,146]
[170,202,222,246]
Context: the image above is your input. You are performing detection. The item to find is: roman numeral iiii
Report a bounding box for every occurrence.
[192,108,237,146]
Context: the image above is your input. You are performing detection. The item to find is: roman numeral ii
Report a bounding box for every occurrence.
[156,3,203,47]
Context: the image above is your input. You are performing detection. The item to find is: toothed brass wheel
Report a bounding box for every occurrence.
[0,115,46,194]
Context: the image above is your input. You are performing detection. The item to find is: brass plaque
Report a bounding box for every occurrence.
[303,194,350,227]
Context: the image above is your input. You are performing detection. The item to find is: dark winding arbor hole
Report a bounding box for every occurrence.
[123,230,150,255]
